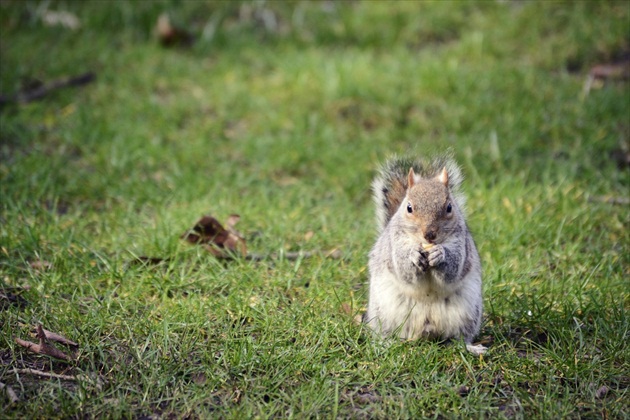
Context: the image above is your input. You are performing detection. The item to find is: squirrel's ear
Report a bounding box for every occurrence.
[407,168,416,188]
[438,167,449,186]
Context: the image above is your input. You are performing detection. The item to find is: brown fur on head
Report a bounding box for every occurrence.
[403,167,457,245]
[372,155,465,232]
[379,171,411,226]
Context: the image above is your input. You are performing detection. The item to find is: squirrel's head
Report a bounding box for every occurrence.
[403,167,458,245]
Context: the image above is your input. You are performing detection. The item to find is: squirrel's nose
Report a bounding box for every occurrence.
[424,230,437,242]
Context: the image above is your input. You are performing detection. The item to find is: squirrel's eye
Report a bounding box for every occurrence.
[446,203,452,213]
[407,203,413,213]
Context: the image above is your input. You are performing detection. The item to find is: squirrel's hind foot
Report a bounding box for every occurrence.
[465,343,488,355]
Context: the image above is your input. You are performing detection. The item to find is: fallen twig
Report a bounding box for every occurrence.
[0,381,19,403]
[582,55,630,98]
[13,368,76,381]
[0,72,95,108]
[133,248,344,266]
[588,196,630,205]
[0,285,31,291]
[590,62,630,80]
[14,324,76,361]
[245,248,343,261]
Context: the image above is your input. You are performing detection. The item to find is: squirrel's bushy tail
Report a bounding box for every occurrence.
[372,154,465,231]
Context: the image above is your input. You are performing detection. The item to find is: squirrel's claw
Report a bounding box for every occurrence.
[427,245,445,266]
[412,250,429,272]
[466,343,488,355]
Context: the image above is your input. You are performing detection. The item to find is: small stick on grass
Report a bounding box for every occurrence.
[245,248,343,261]
[13,368,76,381]
[0,72,95,108]
[588,195,630,205]
[134,249,343,265]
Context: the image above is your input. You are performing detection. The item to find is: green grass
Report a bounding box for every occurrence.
[1,1,628,418]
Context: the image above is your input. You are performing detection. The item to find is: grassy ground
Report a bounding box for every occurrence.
[1,1,628,418]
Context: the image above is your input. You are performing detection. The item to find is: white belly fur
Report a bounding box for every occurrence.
[368,269,480,340]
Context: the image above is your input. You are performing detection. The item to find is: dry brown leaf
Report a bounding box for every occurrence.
[33,326,78,347]
[182,215,247,258]
[155,13,194,47]
[14,324,76,362]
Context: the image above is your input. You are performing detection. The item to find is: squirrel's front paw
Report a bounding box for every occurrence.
[427,244,445,267]
[412,249,429,272]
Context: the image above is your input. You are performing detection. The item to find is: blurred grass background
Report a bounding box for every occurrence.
[1,1,628,418]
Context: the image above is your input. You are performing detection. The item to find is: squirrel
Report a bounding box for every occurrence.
[364,154,487,355]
